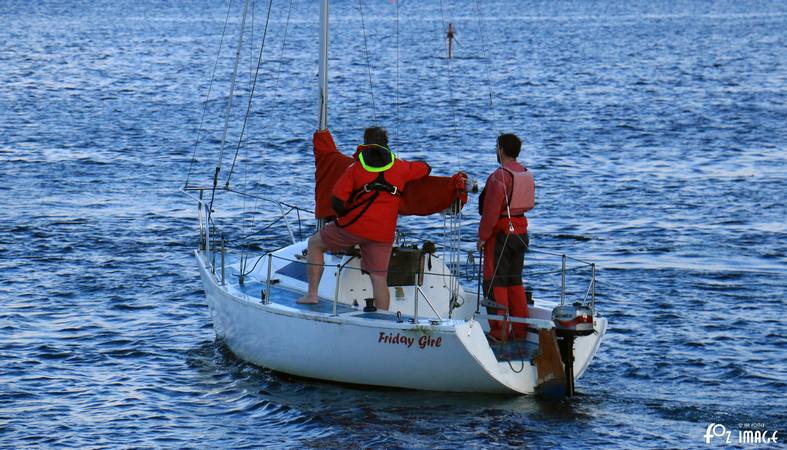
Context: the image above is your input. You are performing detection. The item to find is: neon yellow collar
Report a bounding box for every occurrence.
[358,145,395,172]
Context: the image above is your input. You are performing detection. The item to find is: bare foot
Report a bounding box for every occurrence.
[296,296,319,305]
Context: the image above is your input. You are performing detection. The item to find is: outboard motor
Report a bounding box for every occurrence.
[552,302,594,337]
[552,302,595,397]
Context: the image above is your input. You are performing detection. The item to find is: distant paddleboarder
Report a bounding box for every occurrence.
[447,23,456,59]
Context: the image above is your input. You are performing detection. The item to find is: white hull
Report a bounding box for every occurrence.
[196,242,607,395]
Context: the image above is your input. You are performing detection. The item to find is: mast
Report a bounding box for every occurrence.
[318,0,329,130]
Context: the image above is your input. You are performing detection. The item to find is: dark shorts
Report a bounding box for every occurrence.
[320,222,392,278]
[484,231,529,288]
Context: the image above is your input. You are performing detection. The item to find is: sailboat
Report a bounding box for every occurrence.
[184,1,607,396]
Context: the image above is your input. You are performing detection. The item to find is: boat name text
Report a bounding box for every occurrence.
[378,332,442,349]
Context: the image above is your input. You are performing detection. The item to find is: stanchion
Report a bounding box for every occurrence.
[476,249,483,315]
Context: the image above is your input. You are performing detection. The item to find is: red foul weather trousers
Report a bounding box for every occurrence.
[483,217,529,341]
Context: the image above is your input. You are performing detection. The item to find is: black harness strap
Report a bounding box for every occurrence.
[362,173,398,195]
[336,172,399,229]
[336,191,379,229]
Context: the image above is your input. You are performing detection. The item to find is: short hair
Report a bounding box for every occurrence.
[497,133,521,158]
[364,126,388,147]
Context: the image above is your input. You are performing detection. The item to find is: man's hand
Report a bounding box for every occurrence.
[476,239,485,251]
[451,172,468,191]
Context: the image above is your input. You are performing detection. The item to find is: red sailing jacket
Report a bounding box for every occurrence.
[333,150,430,243]
[479,162,535,241]
[312,129,468,220]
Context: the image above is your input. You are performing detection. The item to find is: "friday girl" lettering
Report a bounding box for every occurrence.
[377,332,442,349]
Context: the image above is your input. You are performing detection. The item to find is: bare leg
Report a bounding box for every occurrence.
[297,233,325,304]
[369,274,390,311]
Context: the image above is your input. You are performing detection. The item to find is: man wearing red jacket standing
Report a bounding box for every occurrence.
[298,126,431,310]
[476,133,535,341]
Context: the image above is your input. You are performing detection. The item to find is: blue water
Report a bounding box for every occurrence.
[2,0,786,448]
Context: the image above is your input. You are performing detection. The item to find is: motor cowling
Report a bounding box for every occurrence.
[552,302,595,337]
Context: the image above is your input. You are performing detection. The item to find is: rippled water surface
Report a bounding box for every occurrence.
[1,0,786,448]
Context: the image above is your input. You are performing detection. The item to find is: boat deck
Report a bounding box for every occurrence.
[238,279,423,322]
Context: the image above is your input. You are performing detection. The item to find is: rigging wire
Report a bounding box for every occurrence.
[358,0,378,123]
[208,0,252,210]
[185,0,234,188]
[224,0,275,189]
[395,0,400,147]
[267,0,294,130]
[213,0,297,259]
[473,0,498,133]
[437,0,458,140]
[246,0,295,253]
[435,0,463,306]
[250,0,255,83]
[241,0,257,276]
[230,207,294,244]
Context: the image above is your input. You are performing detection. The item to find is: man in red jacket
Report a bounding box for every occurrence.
[477,133,535,341]
[298,126,431,310]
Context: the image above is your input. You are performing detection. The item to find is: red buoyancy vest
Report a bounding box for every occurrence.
[502,167,535,212]
[333,157,430,243]
[478,162,535,241]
